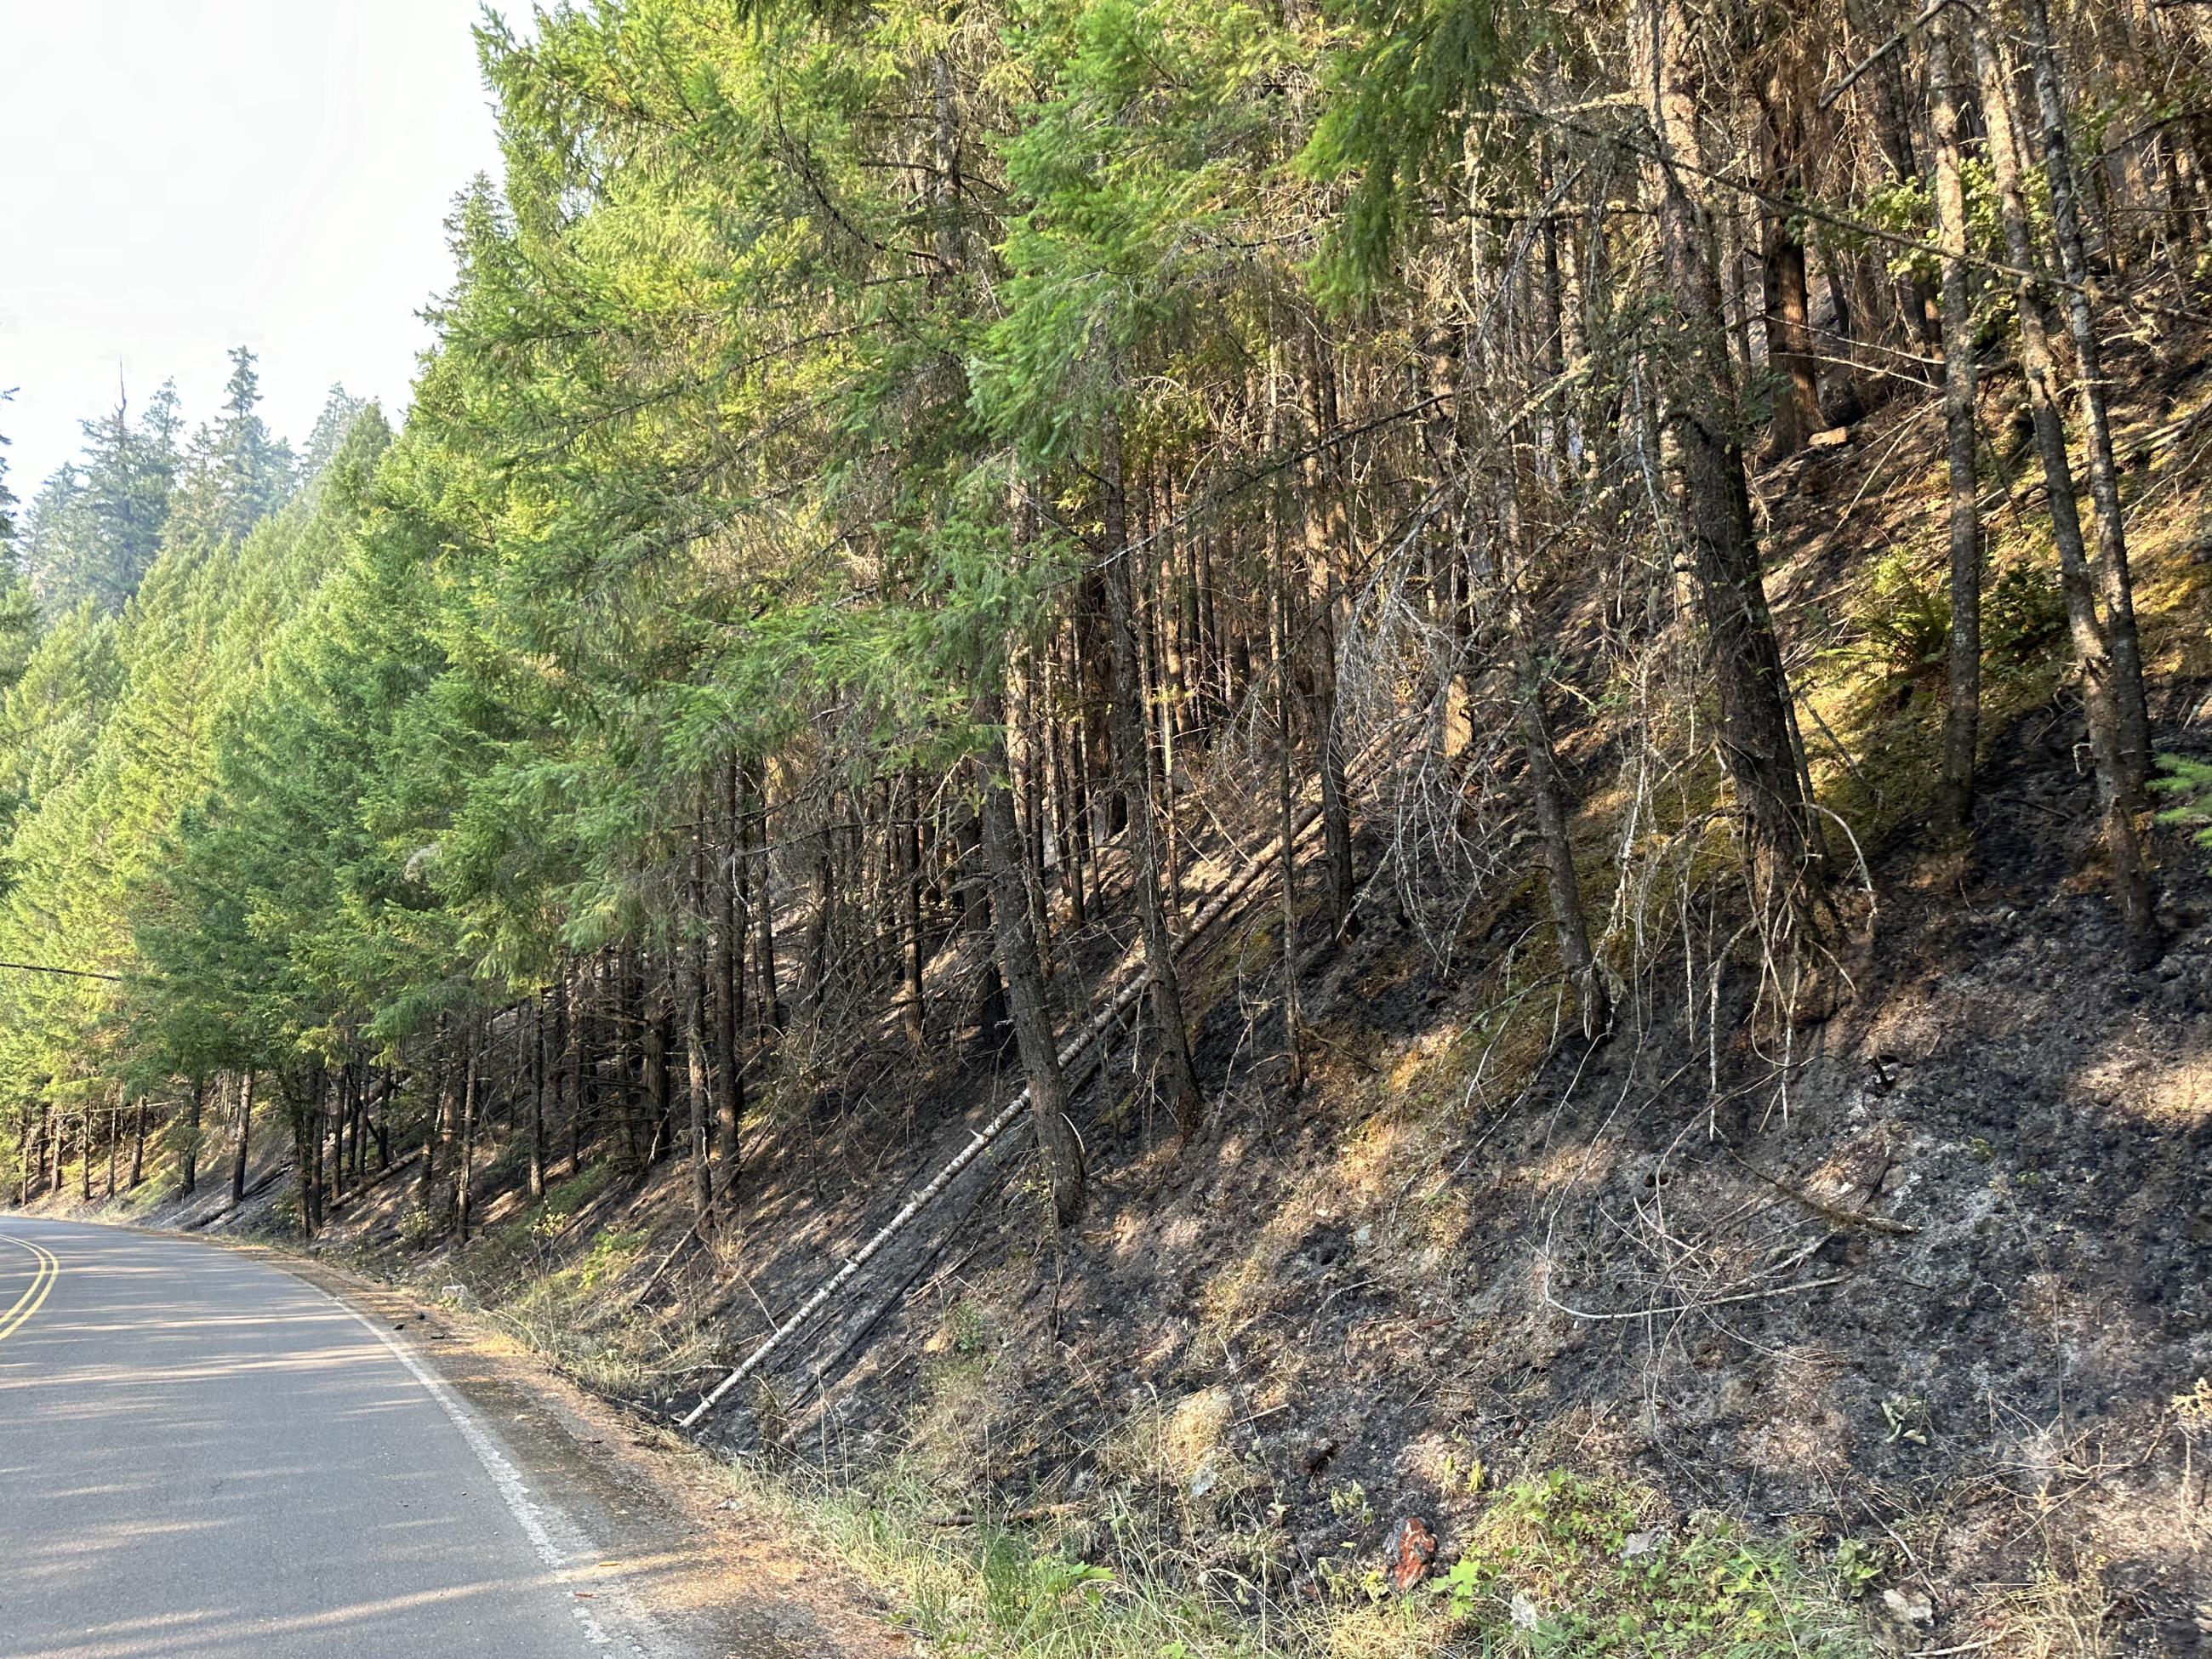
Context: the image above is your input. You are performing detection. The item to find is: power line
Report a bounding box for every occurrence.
[0,961,124,983]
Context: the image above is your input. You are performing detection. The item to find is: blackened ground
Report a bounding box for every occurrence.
[673,667,2212,1658]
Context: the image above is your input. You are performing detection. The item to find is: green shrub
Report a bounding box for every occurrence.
[1422,1471,1863,1657]
[1981,561,2067,669]
[1855,554,1951,692]
[1853,556,2067,699]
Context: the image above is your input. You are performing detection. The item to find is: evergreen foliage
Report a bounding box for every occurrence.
[0,0,2194,1263]
[22,383,182,614]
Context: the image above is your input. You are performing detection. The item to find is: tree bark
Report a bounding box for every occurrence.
[1645,0,1826,907]
[2019,0,2152,790]
[1099,409,1204,1137]
[1975,20,2161,964]
[456,1021,479,1245]
[977,693,1085,1224]
[682,847,715,1230]
[529,991,550,1200]
[1933,20,1983,835]
[231,1072,254,1205]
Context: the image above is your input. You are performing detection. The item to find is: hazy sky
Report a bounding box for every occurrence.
[0,2,518,502]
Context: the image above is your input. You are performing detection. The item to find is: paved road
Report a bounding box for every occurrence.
[0,1217,663,1659]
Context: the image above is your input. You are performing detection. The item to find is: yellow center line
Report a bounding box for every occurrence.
[0,1234,59,1343]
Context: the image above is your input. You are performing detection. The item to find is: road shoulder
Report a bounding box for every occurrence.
[193,1234,909,1659]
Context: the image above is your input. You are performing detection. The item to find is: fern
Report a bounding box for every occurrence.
[2151,753,2212,858]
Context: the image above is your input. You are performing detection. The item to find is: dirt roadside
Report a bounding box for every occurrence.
[164,1227,910,1659]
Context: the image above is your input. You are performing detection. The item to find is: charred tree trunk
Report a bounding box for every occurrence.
[1754,134,1825,457]
[1272,533,1304,1092]
[806,808,837,1014]
[745,762,783,1038]
[1099,408,1203,1137]
[978,694,1086,1225]
[1933,20,1983,835]
[172,1084,198,1203]
[1300,339,1356,936]
[682,841,715,1231]
[954,791,1012,1049]
[898,769,926,1047]
[231,1072,254,1205]
[644,969,672,1163]
[456,1021,479,1246]
[328,1063,351,1211]
[1498,495,1611,1039]
[1975,19,2161,964]
[562,972,584,1180]
[716,766,746,1209]
[419,1036,450,1220]
[529,991,550,1200]
[2020,0,2152,790]
[1646,0,1827,908]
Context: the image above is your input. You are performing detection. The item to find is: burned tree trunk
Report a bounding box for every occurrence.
[231,1072,254,1206]
[1645,0,1826,908]
[1933,19,1983,835]
[2020,0,2152,789]
[455,1021,479,1245]
[977,693,1085,1224]
[682,841,715,1231]
[1099,411,1203,1137]
[1975,18,2161,965]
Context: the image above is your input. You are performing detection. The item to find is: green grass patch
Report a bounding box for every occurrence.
[1406,1470,1863,1657]
[706,1460,1867,1659]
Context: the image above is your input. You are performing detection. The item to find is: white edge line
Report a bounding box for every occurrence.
[315,1288,656,1658]
[12,1222,658,1653]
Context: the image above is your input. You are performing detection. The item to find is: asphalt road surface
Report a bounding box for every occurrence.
[0,1217,668,1659]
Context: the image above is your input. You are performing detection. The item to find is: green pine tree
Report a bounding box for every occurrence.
[166,347,297,549]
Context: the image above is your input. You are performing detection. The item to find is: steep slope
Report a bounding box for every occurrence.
[161,300,2205,1659]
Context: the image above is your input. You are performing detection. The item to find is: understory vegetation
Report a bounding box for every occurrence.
[6,0,2212,1651]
